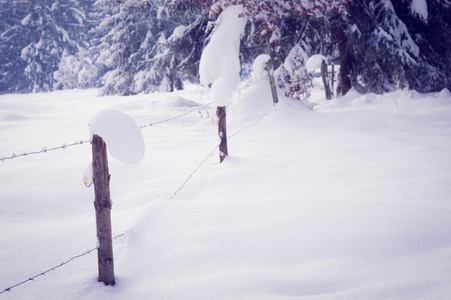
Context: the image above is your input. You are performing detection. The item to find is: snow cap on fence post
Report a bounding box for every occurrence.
[212,77,233,107]
[252,54,271,80]
[306,54,328,73]
[89,109,145,165]
[199,4,247,106]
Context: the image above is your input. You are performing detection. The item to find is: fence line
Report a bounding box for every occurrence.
[0,79,274,293]
[0,232,126,295]
[0,100,216,293]
[1,78,267,163]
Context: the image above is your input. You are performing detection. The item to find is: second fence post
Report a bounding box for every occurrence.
[321,60,332,100]
[91,134,115,286]
[217,106,228,163]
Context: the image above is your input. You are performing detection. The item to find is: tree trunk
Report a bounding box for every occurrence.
[337,27,352,96]
[92,135,115,286]
[216,106,228,163]
[321,60,332,100]
[266,34,279,105]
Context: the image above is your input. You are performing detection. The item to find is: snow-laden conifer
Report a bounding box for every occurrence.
[0,0,96,94]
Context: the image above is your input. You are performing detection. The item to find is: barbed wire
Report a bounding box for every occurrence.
[1,77,269,163]
[228,106,276,139]
[0,232,126,295]
[170,102,276,199]
[139,101,213,129]
[1,140,90,162]
[1,101,214,163]
[170,143,219,199]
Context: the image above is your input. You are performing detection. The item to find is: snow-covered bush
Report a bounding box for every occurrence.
[277,54,312,102]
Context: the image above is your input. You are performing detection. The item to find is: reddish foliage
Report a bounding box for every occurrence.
[208,0,352,39]
[277,55,313,101]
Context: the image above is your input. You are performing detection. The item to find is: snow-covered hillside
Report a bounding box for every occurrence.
[1,82,451,299]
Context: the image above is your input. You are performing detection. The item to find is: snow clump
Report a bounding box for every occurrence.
[306,54,327,73]
[212,77,233,107]
[252,54,270,80]
[89,109,145,165]
[411,0,428,22]
[199,5,247,106]
[82,163,93,186]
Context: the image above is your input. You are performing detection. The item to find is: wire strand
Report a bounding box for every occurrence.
[1,102,214,162]
[0,232,126,295]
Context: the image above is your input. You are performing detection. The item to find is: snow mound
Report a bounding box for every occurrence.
[89,109,145,165]
[162,96,200,108]
[439,88,451,100]
[315,88,363,110]
[0,114,28,121]
[232,78,276,125]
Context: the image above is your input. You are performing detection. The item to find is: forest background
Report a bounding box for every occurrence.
[0,0,450,97]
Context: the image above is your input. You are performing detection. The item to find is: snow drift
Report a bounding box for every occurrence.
[0,85,450,299]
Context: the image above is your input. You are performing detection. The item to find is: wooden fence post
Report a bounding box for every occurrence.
[266,34,279,105]
[217,106,228,163]
[331,63,335,97]
[91,134,115,286]
[321,60,332,100]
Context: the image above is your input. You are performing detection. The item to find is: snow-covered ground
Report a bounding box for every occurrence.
[1,80,451,299]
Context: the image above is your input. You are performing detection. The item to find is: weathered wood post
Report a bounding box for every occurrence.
[91,134,115,286]
[266,34,279,105]
[217,106,228,163]
[331,63,335,97]
[321,60,332,100]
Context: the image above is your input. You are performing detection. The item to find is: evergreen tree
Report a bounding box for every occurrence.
[92,0,158,95]
[54,0,103,89]
[336,0,451,94]
[86,0,208,95]
[155,1,208,89]
[2,0,448,96]
[0,0,95,94]
[394,0,451,92]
